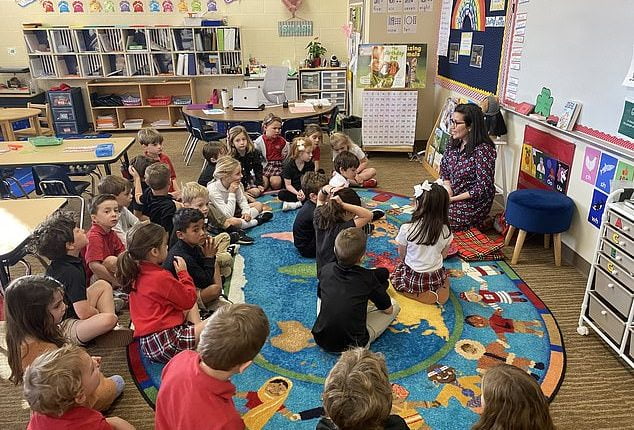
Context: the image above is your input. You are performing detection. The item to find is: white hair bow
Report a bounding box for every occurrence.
[414,178,444,197]
[297,143,305,151]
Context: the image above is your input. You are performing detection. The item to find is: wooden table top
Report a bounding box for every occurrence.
[0,137,135,168]
[0,108,41,121]
[0,197,67,256]
[183,103,335,123]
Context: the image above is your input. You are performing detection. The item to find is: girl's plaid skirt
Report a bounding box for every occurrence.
[390,263,446,294]
[263,160,283,177]
[139,322,196,363]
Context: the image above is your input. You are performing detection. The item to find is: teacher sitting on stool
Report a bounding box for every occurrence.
[439,103,497,231]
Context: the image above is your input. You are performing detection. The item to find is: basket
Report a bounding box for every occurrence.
[172,95,193,105]
[123,119,144,129]
[28,136,63,147]
[147,96,172,106]
[121,94,142,106]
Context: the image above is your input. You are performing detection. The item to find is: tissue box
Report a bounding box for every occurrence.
[95,143,114,158]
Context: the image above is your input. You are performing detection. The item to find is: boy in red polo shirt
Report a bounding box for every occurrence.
[137,127,180,199]
[155,303,270,430]
[85,194,125,287]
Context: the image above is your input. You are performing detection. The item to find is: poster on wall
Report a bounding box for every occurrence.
[405,44,427,88]
[349,5,363,33]
[580,146,600,185]
[356,44,407,89]
[588,189,608,228]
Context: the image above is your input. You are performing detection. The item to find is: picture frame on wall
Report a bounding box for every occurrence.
[448,43,459,64]
[470,45,484,68]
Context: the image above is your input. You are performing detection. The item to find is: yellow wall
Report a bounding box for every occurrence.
[1,0,347,71]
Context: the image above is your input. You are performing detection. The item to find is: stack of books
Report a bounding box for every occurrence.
[96,115,116,128]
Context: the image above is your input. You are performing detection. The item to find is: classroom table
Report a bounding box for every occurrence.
[0,197,67,288]
[0,137,135,175]
[0,107,41,141]
[182,103,336,123]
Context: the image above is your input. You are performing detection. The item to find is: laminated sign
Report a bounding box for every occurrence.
[278,20,313,37]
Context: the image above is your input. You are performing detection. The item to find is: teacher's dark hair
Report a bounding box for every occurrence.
[450,103,494,156]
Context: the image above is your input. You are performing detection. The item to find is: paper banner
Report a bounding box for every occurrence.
[206,0,216,11]
[72,0,84,12]
[119,0,130,11]
[103,0,115,11]
[148,0,160,11]
[595,152,618,193]
[177,0,188,12]
[162,0,173,11]
[42,0,55,11]
[57,0,70,12]
[580,146,600,185]
[459,32,472,55]
[132,0,143,11]
[88,0,103,11]
[588,189,608,229]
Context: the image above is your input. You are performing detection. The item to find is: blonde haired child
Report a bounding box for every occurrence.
[330,132,377,187]
[254,113,289,190]
[472,363,555,430]
[24,344,134,430]
[279,137,314,211]
[116,222,207,363]
[391,180,453,305]
[137,127,180,197]
[303,123,323,172]
[227,125,266,200]
[207,156,273,230]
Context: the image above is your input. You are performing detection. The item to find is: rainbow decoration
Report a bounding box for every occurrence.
[451,0,486,32]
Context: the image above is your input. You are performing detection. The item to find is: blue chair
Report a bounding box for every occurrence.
[182,112,225,166]
[282,118,305,142]
[240,121,262,141]
[322,105,339,135]
[1,168,29,199]
[504,189,575,266]
[32,165,91,228]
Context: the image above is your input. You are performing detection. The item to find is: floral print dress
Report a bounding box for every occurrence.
[439,142,497,231]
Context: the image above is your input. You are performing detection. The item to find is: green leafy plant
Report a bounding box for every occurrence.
[306,38,327,60]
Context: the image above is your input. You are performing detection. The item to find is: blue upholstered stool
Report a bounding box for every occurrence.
[504,189,575,266]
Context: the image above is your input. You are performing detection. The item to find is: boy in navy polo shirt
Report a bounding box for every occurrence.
[85,194,125,286]
[32,211,126,345]
[292,171,328,258]
[141,162,179,236]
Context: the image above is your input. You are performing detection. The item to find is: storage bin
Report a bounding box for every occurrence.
[53,108,75,122]
[123,119,144,129]
[54,122,78,134]
[147,96,172,106]
[49,92,73,107]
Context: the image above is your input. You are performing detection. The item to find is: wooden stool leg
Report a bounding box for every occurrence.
[544,234,550,249]
[511,230,527,264]
[554,233,562,266]
[504,226,516,246]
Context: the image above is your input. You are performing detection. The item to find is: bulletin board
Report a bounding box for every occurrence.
[501,0,634,150]
[436,0,509,96]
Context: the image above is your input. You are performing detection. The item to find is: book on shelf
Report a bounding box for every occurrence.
[556,100,582,131]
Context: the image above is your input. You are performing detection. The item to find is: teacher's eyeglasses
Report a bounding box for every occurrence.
[450,119,466,126]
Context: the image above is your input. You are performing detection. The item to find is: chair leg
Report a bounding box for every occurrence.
[504,225,516,246]
[511,230,527,264]
[554,233,562,266]
[182,134,195,156]
[544,234,550,249]
[185,138,200,166]
[4,176,30,199]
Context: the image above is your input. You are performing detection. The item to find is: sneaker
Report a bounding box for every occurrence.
[94,325,134,347]
[113,297,127,315]
[109,375,126,398]
[255,211,273,225]
[362,223,375,235]
[282,201,302,211]
[371,209,385,221]
[228,231,241,244]
[236,230,255,245]
[362,178,378,188]
[227,244,240,257]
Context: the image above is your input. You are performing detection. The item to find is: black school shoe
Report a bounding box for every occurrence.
[371,209,385,221]
[236,230,255,245]
[255,211,273,225]
[363,223,375,235]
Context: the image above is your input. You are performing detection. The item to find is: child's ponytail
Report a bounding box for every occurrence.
[116,222,167,293]
[316,188,362,230]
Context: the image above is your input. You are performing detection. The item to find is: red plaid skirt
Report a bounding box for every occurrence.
[263,160,283,177]
[139,322,196,363]
[390,263,447,294]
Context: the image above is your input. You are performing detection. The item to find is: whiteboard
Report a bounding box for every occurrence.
[502,0,634,143]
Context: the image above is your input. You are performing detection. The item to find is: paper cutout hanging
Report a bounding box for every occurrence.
[89,0,102,11]
[132,0,143,11]
[58,0,70,12]
[177,0,187,11]
[191,0,201,11]
[149,0,159,10]
[281,0,303,16]
[16,0,37,7]
[72,0,84,11]
[162,0,173,11]
[207,0,216,11]
[534,87,554,117]
[42,0,55,12]
[103,0,115,11]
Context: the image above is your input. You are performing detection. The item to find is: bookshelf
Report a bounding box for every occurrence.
[23,25,243,79]
[299,67,348,113]
[87,80,194,131]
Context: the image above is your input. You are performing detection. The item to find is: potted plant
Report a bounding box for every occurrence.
[306,38,327,68]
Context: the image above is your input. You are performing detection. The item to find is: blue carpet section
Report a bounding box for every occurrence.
[131,190,564,430]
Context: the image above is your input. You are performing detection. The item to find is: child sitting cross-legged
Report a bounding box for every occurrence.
[317,348,408,430]
[207,156,273,230]
[292,171,329,258]
[182,181,254,245]
[137,127,180,199]
[84,194,125,286]
[164,208,226,313]
[226,125,266,200]
[155,303,270,430]
[116,222,207,363]
[128,155,157,219]
[330,132,377,188]
[329,151,360,188]
[97,175,138,246]
[32,211,131,346]
[279,137,314,212]
[312,227,400,353]
[24,344,134,430]
[5,275,124,412]
[141,162,180,236]
[198,141,225,187]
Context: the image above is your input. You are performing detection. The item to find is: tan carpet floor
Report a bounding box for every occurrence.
[1,131,633,429]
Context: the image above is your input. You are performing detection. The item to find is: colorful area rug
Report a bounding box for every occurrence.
[127,190,565,430]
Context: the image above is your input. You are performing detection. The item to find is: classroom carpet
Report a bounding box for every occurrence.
[126,189,565,430]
